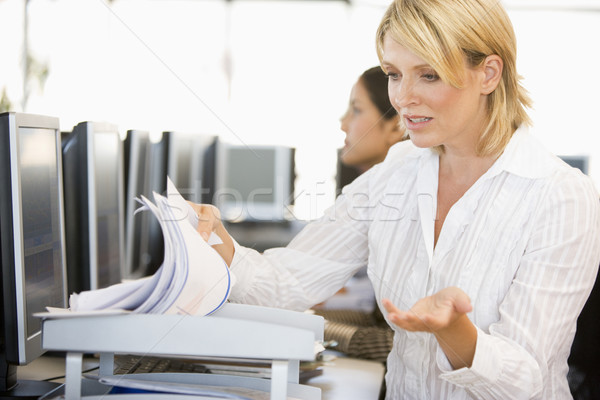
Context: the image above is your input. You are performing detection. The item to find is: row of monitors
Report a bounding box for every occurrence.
[64,121,296,290]
[0,112,295,396]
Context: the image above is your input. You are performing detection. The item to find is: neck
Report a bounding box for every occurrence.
[438,149,498,187]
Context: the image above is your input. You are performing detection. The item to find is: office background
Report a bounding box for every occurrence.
[1,0,599,220]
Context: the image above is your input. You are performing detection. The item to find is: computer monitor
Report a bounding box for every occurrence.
[61,121,124,294]
[123,130,166,279]
[335,148,361,197]
[162,131,196,201]
[189,134,218,205]
[558,155,589,175]
[215,143,295,222]
[156,131,218,203]
[0,112,67,397]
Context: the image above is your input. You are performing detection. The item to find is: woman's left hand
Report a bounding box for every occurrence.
[383,287,477,368]
[382,287,472,333]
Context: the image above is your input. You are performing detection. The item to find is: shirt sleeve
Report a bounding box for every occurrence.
[439,172,600,399]
[227,166,378,311]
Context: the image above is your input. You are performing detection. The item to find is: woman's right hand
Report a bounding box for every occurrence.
[187,202,235,267]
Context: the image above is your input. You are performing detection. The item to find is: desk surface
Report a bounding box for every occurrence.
[18,353,384,400]
[310,356,384,400]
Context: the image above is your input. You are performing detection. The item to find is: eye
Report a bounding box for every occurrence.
[386,72,400,81]
[422,72,439,82]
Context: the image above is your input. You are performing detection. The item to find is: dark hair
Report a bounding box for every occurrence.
[359,66,396,121]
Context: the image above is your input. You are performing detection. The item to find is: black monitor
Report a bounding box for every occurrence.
[0,112,67,397]
[215,143,295,222]
[163,131,196,201]
[122,130,166,279]
[558,155,589,175]
[156,131,218,204]
[335,148,361,197]
[61,121,124,295]
[189,134,218,205]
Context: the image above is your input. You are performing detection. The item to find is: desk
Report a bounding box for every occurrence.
[18,353,384,399]
[310,356,385,400]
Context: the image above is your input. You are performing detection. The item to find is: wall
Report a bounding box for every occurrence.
[1,0,599,220]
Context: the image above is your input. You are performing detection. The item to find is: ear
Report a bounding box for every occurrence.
[480,55,503,95]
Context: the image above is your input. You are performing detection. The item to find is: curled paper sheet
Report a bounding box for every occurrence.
[134,189,223,246]
[68,177,231,316]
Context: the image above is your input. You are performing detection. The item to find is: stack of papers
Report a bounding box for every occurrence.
[68,178,232,316]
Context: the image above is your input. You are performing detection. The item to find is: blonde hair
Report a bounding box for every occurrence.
[376,0,532,156]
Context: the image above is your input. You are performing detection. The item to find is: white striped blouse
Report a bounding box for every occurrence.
[228,126,600,399]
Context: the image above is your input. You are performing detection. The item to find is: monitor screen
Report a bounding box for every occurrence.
[62,122,123,294]
[19,127,65,339]
[0,112,67,394]
[94,132,122,288]
[215,143,295,222]
[226,147,276,203]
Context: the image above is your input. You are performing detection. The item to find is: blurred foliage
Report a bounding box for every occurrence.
[0,87,13,112]
[25,52,49,95]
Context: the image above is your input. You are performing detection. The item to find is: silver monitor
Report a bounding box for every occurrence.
[0,112,67,395]
[215,143,295,222]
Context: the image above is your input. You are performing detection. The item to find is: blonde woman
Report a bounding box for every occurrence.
[192,0,600,398]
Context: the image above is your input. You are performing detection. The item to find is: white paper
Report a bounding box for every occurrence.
[67,177,231,316]
[33,307,130,319]
[96,375,294,400]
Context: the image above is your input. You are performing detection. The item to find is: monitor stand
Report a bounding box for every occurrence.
[0,360,62,400]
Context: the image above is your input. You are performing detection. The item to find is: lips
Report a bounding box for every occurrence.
[404,114,432,129]
[405,115,432,123]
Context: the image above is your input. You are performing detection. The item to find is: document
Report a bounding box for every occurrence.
[66,178,231,316]
[96,375,304,400]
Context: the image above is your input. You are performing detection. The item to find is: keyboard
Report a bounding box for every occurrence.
[114,355,211,375]
[113,354,323,382]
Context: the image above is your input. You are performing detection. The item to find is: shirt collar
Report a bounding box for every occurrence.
[487,125,560,179]
[405,124,559,187]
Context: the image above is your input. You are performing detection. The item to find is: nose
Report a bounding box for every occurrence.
[391,80,417,109]
[340,110,349,133]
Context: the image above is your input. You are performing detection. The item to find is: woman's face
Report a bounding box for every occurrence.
[381,35,488,156]
[340,79,398,172]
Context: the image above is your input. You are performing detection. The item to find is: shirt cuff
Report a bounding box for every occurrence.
[227,239,257,302]
[437,326,501,387]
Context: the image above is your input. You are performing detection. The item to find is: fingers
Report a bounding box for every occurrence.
[383,297,453,332]
[188,202,221,241]
[382,299,420,331]
[444,286,473,314]
[382,298,399,314]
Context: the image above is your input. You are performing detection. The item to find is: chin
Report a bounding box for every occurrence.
[407,132,440,149]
